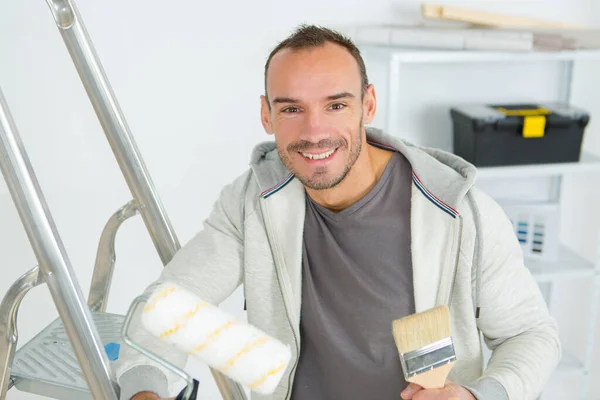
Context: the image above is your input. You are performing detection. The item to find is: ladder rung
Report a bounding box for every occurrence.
[10,312,124,400]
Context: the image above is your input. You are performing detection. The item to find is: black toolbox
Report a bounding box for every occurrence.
[450,103,590,167]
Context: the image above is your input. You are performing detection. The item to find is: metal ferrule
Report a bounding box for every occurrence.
[399,337,457,379]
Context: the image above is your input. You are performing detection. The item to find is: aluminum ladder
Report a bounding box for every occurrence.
[0,1,247,399]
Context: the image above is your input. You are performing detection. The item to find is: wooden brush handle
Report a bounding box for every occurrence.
[406,361,455,389]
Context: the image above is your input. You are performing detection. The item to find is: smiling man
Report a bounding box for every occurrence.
[263,39,392,212]
[117,25,561,400]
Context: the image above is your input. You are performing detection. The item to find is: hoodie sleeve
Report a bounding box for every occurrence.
[468,188,561,400]
[115,170,252,399]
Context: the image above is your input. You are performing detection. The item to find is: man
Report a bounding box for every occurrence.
[116,25,561,400]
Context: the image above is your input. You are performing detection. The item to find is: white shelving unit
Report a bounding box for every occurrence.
[358,39,600,400]
[479,151,600,398]
[527,245,598,283]
[477,151,600,179]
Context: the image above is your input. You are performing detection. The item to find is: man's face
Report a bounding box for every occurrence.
[261,43,375,190]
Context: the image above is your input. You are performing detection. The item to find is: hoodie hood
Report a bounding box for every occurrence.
[250,127,477,212]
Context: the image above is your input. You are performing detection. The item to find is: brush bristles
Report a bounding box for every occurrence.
[392,305,452,355]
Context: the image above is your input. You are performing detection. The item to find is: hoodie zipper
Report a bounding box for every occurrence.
[259,200,300,400]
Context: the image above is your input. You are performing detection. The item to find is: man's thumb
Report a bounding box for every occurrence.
[401,382,423,399]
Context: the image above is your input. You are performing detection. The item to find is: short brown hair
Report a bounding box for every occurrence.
[264,24,369,105]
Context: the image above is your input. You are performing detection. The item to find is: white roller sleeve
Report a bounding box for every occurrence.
[141,283,292,395]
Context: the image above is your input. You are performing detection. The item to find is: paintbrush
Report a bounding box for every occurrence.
[392,305,456,389]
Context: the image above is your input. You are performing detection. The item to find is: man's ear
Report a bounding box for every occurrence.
[260,95,274,135]
[363,84,377,125]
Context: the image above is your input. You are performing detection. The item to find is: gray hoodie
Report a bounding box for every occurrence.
[116,127,561,400]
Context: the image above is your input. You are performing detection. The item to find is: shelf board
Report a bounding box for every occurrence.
[361,44,600,64]
[393,48,600,63]
[0,179,7,197]
[555,351,586,375]
[476,151,600,180]
[526,245,598,282]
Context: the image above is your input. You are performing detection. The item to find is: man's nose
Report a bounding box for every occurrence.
[299,109,331,144]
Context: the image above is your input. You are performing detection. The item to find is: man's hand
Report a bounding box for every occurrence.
[400,381,476,400]
[130,392,175,400]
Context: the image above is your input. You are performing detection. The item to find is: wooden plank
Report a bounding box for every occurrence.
[422,3,587,30]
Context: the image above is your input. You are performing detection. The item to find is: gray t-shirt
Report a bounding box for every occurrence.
[290,152,415,400]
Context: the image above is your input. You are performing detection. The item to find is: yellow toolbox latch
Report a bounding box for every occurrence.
[522,115,546,138]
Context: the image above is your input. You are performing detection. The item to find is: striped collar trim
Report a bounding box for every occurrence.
[259,140,460,218]
[370,139,459,218]
[412,172,459,218]
[367,139,397,152]
[260,173,295,198]
[259,140,392,198]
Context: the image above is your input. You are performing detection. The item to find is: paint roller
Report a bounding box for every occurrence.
[124,282,292,397]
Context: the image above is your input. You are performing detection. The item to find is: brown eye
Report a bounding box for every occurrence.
[283,107,301,113]
[330,103,346,110]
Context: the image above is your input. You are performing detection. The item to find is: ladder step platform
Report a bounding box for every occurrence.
[10,312,124,399]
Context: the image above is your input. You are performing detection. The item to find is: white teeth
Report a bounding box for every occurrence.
[301,149,335,160]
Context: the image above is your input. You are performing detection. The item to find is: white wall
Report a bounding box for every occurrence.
[0,1,599,399]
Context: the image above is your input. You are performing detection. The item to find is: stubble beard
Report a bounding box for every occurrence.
[277,120,363,191]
